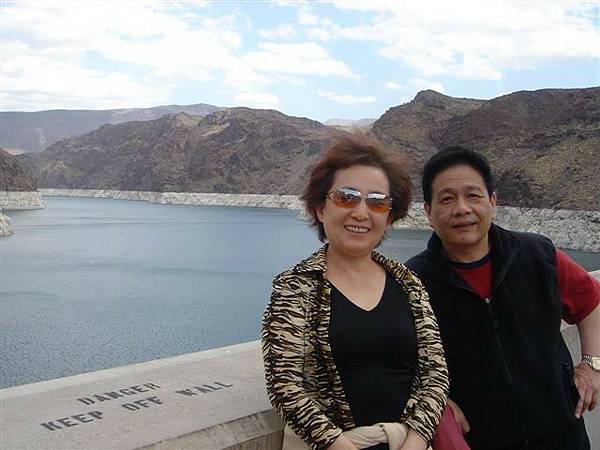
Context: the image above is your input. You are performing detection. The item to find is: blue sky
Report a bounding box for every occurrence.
[1,0,599,122]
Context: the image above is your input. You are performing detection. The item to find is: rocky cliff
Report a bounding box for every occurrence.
[0,148,37,191]
[437,88,600,210]
[372,90,484,171]
[21,108,342,194]
[1,103,220,154]
[14,87,600,212]
[372,87,600,211]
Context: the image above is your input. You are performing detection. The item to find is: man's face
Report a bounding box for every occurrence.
[425,164,496,262]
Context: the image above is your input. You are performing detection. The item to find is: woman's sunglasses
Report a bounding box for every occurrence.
[326,188,393,213]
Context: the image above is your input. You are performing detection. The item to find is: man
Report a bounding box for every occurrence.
[406,147,600,450]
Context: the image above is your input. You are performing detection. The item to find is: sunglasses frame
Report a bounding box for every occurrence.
[326,187,393,213]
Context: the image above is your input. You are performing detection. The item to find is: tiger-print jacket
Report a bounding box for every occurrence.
[262,245,449,450]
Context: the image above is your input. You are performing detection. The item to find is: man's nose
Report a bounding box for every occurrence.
[452,197,472,215]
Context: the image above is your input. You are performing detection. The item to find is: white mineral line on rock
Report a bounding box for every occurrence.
[37,189,600,252]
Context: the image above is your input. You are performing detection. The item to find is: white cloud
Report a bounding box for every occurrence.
[385,79,445,94]
[405,78,445,94]
[297,9,319,26]
[0,45,171,110]
[1,1,361,111]
[318,90,377,105]
[243,43,357,79]
[0,1,239,109]
[322,1,599,80]
[233,91,280,109]
[382,78,445,104]
[258,24,297,39]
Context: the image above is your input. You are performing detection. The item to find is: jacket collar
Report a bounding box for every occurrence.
[422,223,523,292]
[293,245,329,274]
[292,244,415,284]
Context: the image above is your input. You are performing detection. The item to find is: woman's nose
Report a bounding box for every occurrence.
[350,198,370,219]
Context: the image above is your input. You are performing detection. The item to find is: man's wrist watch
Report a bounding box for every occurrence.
[582,354,600,372]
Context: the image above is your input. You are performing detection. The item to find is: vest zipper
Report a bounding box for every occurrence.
[484,297,530,446]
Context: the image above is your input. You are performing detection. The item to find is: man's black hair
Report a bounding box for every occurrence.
[422,146,494,204]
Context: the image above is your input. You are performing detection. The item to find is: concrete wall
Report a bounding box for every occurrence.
[1,272,599,450]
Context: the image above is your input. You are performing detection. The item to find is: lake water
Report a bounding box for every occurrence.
[1,197,598,388]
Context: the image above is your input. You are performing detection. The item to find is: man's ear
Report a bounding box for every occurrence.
[490,192,497,220]
[424,202,434,228]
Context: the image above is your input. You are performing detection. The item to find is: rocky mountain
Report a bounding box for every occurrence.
[372,87,600,211]
[19,108,342,194]
[0,103,220,154]
[436,88,600,211]
[0,148,37,191]
[372,90,485,171]
[13,87,600,211]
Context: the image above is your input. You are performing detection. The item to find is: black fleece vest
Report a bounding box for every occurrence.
[407,225,579,448]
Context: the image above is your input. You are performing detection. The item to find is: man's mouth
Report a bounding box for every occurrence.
[345,225,370,233]
[453,222,476,229]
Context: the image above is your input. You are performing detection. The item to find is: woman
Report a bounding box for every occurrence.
[262,136,449,450]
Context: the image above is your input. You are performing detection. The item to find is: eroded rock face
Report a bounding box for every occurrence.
[436,88,600,211]
[16,88,600,213]
[21,109,343,195]
[372,87,600,212]
[0,212,13,236]
[0,148,37,191]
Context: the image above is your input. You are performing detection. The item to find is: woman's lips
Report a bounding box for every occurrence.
[344,225,370,233]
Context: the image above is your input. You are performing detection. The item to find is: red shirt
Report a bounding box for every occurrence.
[453,249,600,323]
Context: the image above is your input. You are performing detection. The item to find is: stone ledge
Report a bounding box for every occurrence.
[0,191,45,210]
[0,341,279,450]
[1,273,598,450]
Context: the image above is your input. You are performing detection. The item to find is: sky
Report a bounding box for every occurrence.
[1,0,599,122]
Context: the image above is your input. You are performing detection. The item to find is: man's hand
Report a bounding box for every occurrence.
[448,398,470,434]
[573,361,600,418]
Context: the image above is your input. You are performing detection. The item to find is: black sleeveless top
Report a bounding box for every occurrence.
[329,272,417,449]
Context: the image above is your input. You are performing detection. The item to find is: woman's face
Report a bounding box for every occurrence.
[317,164,392,258]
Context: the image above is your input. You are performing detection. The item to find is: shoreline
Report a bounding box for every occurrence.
[2,189,599,252]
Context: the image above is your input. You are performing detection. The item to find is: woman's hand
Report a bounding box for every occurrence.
[327,434,359,450]
[448,398,470,434]
[398,429,427,450]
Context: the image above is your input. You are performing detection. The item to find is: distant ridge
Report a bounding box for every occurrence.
[0,103,221,154]
[19,108,343,194]
[12,87,600,211]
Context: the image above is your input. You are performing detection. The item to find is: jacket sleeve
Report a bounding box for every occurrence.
[403,276,450,443]
[262,273,343,450]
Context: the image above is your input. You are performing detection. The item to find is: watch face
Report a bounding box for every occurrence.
[592,358,600,371]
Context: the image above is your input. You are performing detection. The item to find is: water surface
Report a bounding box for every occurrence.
[1,197,597,388]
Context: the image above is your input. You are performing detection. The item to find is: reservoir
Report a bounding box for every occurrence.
[1,197,598,388]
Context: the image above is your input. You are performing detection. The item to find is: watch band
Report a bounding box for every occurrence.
[582,354,600,372]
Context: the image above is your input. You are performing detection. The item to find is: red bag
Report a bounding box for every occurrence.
[431,404,471,450]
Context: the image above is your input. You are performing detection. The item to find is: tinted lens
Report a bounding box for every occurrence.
[365,193,392,213]
[328,189,392,213]
[330,189,361,208]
